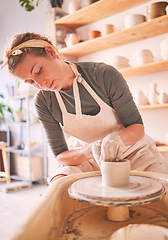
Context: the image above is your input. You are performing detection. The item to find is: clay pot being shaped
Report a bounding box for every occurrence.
[101,160,130,188]
[65,33,80,47]
[135,49,154,66]
[160,38,168,60]
[124,14,146,29]
[148,83,159,105]
[68,0,81,14]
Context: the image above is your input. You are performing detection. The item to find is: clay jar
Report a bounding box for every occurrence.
[88,30,101,40]
[147,1,168,21]
[124,14,146,29]
[65,33,80,47]
[101,159,130,188]
[158,92,168,104]
[68,0,81,14]
[110,55,130,69]
[83,0,99,7]
[134,90,149,106]
[101,24,114,36]
[135,49,154,66]
[148,83,159,105]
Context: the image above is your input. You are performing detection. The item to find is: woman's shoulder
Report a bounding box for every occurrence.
[34,90,55,105]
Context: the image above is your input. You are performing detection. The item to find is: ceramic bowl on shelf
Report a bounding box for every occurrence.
[65,33,80,47]
[101,24,114,36]
[135,49,154,66]
[166,5,168,14]
[124,14,146,29]
[68,0,81,14]
[110,55,130,69]
[83,0,99,7]
[146,1,168,21]
[88,30,101,39]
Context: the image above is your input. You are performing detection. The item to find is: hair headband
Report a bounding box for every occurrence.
[1,39,60,70]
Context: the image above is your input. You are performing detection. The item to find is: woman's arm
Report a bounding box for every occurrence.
[119,123,145,146]
[56,144,92,166]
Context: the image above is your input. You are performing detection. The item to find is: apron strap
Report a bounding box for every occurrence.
[73,76,82,119]
[55,62,108,120]
[69,62,107,108]
[55,76,82,120]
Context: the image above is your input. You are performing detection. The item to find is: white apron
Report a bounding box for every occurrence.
[52,62,168,177]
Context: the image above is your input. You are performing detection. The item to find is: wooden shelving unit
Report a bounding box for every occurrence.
[120,60,168,77]
[58,15,168,57]
[138,103,168,110]
[157,145,168,152]
[51,0,149,29]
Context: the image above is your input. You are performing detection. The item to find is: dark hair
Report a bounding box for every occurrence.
[7,32,53,73]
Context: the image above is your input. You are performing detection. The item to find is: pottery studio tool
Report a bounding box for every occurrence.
[68,175,166,221]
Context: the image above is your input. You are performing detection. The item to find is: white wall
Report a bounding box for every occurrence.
[77,0,168,144]
[0,0,50,146]
[0,0,50,96]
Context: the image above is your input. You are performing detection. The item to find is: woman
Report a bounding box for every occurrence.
[2,32,167,183]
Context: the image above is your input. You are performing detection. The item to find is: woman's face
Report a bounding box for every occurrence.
[13,51,69,91]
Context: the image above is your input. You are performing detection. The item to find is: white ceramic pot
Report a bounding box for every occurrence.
[148,83,159,105]
[160,38,168,60]
[158,92,168,104]
[124,14,146,29]
[134,90,149,106]
[101,160,130,188]
[101,24,114,36]
[166,5,168,14]
[65,33,80,47]
[135,49,154,66]
[110,55,130,69]
[68,0,81,14]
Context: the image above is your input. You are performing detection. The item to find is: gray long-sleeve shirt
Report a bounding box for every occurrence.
[34,62,143,157]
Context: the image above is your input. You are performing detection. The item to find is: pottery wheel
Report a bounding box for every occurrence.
[68,176,166,207]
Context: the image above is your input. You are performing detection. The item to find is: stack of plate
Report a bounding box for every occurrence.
[110,56,130,69]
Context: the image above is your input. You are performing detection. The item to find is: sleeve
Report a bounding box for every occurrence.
[34,91,68,157]
[100,64,143,127]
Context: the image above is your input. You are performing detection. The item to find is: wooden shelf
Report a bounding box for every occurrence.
[52,0,149,29]
[120,60,168,77]
[157,146,168,152]
[59,15,168,57]
[138,103,168,110]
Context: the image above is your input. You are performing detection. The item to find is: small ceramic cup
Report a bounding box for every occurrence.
[101,24,114,36]
[88,30,101,40]
[124,14,146,29]
[135,49,154,66]
[101,159,130,188]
